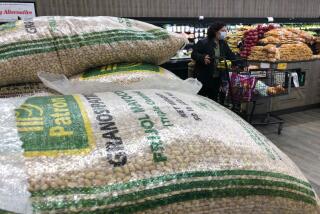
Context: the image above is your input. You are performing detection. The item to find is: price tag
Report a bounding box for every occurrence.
[260,63,270,69]
[277,63,287,70]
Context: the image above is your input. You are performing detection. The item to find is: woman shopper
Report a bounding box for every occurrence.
[191,22,238,102]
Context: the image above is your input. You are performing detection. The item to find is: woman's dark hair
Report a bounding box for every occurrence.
[207,22,226,40]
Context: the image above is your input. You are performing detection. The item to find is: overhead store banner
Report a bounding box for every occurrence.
[0,2,36,22]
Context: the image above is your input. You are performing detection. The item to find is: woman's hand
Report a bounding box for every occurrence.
[204,55,211,65]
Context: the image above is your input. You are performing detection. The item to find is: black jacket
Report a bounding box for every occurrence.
[191,38,237,86]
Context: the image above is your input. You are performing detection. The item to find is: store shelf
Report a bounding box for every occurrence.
[248,59,318,64]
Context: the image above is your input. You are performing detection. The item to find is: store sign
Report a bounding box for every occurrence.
[0,2,36,22]
[277,63,287,70]
[260,63,270,69]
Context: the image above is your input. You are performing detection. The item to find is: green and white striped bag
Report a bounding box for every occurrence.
[1,89,319,213]
[0,83,54,98]
[0,16,187,86]
[70,62,179,84]
[0,63,178,98]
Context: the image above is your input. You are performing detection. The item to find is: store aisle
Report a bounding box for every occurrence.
[257,108,320,196]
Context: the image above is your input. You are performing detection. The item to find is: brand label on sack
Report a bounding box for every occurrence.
[0,21,15,32]
[15,95,95,157]
[80,63,164,80]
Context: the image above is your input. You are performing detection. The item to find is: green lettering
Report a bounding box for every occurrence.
[154,152,167,162]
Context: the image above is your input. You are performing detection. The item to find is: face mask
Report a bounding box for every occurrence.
[219,31,227,40]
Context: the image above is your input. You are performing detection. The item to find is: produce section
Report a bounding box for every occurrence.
[133,18,320,64]
[149,21,320,63]
[233,25,317,62]
[130,17,320,111]
[240,24,276,58]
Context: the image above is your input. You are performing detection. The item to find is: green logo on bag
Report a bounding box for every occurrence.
[15,95,95,157]
[0,21,19,34]
[80,63,164,80]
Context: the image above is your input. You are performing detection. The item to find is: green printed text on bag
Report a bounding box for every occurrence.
[80,63,164,80]
[15,95,94,157]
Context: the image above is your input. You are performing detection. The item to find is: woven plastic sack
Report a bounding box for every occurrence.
[0,63,189,98]
[0,16,187,86]
[70,62,179,84]
[38,71,202,95]
[0,83,54,98]
[0,89,319,213]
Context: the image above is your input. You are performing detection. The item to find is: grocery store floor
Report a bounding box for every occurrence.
[257,108,320,196]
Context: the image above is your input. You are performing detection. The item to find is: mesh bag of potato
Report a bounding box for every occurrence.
[0,16,187,86]
[0,63,178,98]
[262,28,314,44]
[279,43,313,61]
[248,44,280,62]
[1,89,319,213]
[249,43,312,62]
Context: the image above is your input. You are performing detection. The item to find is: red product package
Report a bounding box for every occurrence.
[230,73,257,102]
